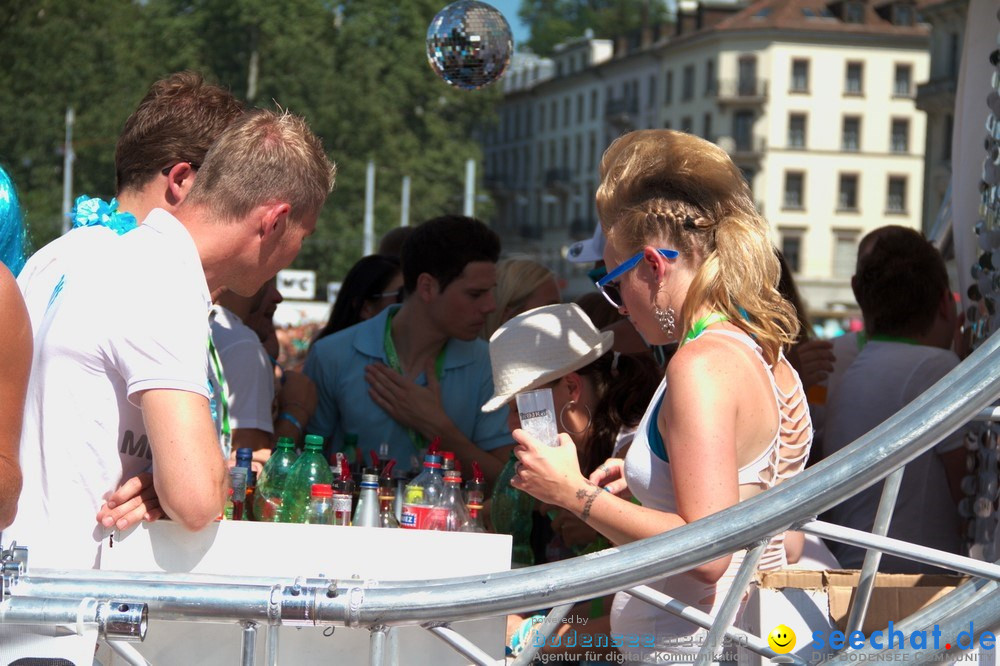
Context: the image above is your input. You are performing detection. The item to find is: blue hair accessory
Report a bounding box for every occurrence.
[0,166,28,276]
[71,195,137,236]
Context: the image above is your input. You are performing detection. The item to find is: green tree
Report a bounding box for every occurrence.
[518,0,671,56]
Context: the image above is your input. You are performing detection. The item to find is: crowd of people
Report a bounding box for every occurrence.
[0,70,970,665]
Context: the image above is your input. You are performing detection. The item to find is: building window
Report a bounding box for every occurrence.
[738,56,758,95]
[845,62,863,95]
[705,59,715,96]
[844,2,864,23]
[791,59,809,92]
[780,229,804,272]
[733,111,754,151]
[788,113,806,148]
[589,131,596,170]
[838,173,859,211]
[948,33,961,78]
[894,64,912,97]
[682,65,695,101]
[539,103,546,132]
[648,74,657,108]
[577,93,584,123]
[590,89,599,120]
[891,118,909,153]
[563,97,570,125]
[665,70,673,105]
[741,167,755,194]
[887,176,907,213]
[842,116,861,151]
[893,4,914,26]
[703,113,712,139]
[943,114,954,161]
[681,116,693,134]
[832,230,859,278]
[574,134,582,174]
[550,101,557,129]
[784,172,805,210]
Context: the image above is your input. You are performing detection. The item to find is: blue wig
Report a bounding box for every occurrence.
[0,165,27,277]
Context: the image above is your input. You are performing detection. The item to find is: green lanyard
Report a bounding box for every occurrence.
[382,309,447,452]
[867,333,919,345]
[207,333,232,457]
[683,312,730,344]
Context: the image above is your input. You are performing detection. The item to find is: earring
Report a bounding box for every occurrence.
[654,305,676,337]
[559,400,593,435]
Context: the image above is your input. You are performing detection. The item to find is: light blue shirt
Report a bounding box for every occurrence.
[304,305,511,467]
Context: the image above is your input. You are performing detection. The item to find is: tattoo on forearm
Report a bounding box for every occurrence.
[576,482,601,522]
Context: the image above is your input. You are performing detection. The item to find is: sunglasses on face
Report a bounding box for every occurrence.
[596,248,679,309]
[369,286,404,304]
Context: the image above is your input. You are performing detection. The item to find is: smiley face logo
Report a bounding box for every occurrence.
[768,624,796,654]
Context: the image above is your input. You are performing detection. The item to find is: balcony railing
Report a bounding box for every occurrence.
[715,78,768,103]
[728,136,767,159]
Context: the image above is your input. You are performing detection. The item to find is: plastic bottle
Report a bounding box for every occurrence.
[304,484,334,525]
[491,452,536,565]
[401,439,447,530]
[352,473,381,527]
[463,461,487,533]
[281,434,334,523]
[442,468,471,532]
[378,463,400,529]
[253,437,299,522]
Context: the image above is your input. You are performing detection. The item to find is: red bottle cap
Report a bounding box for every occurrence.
[380,459,397,479]
[311,484,333,498]
[427,437,441,454]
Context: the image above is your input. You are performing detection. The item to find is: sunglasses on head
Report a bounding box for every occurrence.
[369,286,404,304]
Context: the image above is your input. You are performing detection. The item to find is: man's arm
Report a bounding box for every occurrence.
[140,389,228,530]
[0,268,29,530]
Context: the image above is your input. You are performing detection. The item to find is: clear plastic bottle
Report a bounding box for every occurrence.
[281,434,334,523]
[304,484,334,525]
[253,437,299,522]
[462,461,487,533]
[352,473,381,527]
[442,468,471,532]
[401,453,447,530]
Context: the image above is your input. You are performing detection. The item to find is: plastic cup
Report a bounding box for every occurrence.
[515,388,559,447]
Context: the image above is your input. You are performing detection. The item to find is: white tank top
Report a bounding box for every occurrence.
[611,329,812,662]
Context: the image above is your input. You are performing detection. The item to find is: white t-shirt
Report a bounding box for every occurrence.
[822,340,964,572]
[808,331,861,454]
[6,208,216,571]
[17,224,118,333]
[211,304,275,433]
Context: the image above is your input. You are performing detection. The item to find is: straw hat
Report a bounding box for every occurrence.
[482,303,614,412]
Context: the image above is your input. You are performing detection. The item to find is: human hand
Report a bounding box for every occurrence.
[365,361,446,435]
[509,429,585,507]
[279,371,317,423]
[588,458,628,495]
[787,339,835,389]
[96,472,163,530]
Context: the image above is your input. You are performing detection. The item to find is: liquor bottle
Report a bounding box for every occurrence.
[253,437,298,522]
[463,461,487,533]
[352,473,381,527]
[281,434,334,523]
[303,484,334,525]
[378,467,400,529]
[331,491,352,526]
[401,451,447,530]
[441,468,471,532]
[229,467,247,521]
[243,471,257,521]
[491,452,536,566]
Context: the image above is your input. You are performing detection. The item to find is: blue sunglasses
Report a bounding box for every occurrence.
[596,248,679,308]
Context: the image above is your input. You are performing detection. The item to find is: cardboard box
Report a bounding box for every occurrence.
[738,569,966,666]
[96,521,512,665]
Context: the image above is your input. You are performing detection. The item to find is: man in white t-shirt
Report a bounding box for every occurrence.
[822,227,964,573]
[0,109,335,662]
[18,72,245,331]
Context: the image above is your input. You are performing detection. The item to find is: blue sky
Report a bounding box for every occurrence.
[487,0,531,48]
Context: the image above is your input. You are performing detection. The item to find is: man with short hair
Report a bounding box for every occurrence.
[305,215,510,483]
[18,71,245,328]
[821,227,964,572]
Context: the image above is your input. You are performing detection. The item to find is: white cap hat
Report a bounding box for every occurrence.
[482,303,614,412]
[566,222,605,264]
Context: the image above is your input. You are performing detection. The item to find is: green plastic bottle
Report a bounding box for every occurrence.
[252,437,299,522]
[280,434,334,523]
[490,452,536,566]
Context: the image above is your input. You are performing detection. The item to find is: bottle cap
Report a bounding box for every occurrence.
[380,459,397,479]
[443,469,462,483]
[276,437,295,449]
[360,473,379,487]
[310,483,333,498]
[304,434,324,450]
[422,454,443,468]
[441,451,455,470]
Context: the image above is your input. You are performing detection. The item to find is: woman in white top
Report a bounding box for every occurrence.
[511,130,813,663]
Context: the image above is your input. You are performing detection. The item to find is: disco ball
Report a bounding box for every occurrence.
[426,0,513,91]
